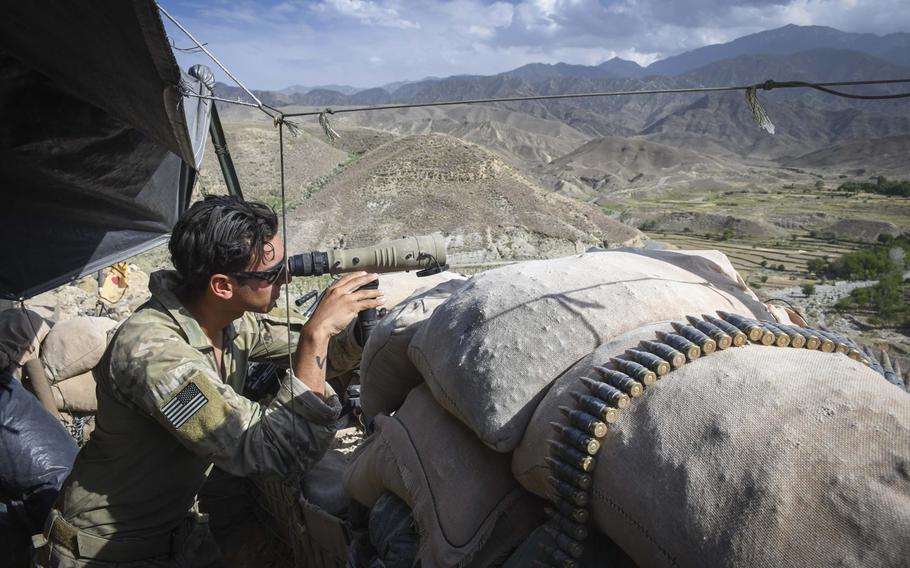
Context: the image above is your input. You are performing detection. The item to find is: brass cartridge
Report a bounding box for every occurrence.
[544,507,589,541]
[671,322,717,353]
[686,316,733,349]
[548,439,595,472]
[550,422,600,455]
[785,324,820,349]
[639,340,686,369]
[816,330,849,354]
[775,323,807,348]
[626,349,672,376]
[580,377,631,408]
[570,391,620,424]
[716,311,768,343]
[559,406,608,438]
[551,497,589,524]
[592,366,643,397]
[609,357,657,386]
[702,315,748,347]
[543,524,585,559]
[546,456,593,490]
[759,322,791,347]
[655,331,702,361]
[548,476,590,507]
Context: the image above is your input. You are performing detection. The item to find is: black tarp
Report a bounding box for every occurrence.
[0,0,212,300]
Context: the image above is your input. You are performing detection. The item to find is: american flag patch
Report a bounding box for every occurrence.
[161,382,208,429]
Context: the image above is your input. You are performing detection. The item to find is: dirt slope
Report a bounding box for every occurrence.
[285,133,641,263]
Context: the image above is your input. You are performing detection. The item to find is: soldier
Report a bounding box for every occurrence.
[35,196,384,567]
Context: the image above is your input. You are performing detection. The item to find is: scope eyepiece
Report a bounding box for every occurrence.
[287,251,330,278]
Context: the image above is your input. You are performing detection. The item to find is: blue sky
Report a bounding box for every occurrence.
[160,0,910,90]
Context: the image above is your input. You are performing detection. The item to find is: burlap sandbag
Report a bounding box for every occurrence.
[513,329,910,568]
[40,316,118,382]
[360,276,467,418]
[0,308,50,371]
[376,270,466,312]
[344,385,545,568]
[51,370,97,413]
[409,248,777,452]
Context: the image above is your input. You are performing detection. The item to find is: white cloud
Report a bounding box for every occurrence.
[316,0,420,29]
[160,0,910,89]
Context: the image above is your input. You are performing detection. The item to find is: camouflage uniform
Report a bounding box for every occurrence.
[36,271,361,567]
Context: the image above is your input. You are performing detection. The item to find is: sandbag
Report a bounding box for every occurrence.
[0,308,50,372]
[300,449,350,518]
[376,270,466,311]
[360,276,467,418]
[0,371,79,555]
[409,248,777,452]
[52,370,97,413]
[513,328,910,568]
[344,385,545,568]
[40,316,118,382]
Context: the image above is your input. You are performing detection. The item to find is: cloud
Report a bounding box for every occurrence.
[313,0,420,29]
[160,0,910,89]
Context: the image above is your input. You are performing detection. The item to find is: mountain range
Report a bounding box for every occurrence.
[222,24,910,99]
[210,24,909,218]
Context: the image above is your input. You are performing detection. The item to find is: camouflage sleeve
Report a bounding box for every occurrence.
[248,313,363,379]
[111,326,341,479]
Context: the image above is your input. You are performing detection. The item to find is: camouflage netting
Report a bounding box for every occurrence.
[408,248,787,452]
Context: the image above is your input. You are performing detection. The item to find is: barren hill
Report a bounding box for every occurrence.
[285,133,641,263]
[196,120,349,205]
[781,135,910,176]
[539,136,728,196]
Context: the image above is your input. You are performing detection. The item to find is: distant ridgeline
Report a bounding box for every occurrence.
[838,177,910,197]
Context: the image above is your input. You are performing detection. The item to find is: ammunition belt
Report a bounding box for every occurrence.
[535,313,896,568]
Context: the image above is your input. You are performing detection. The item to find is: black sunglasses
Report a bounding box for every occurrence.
[229,261,287,285]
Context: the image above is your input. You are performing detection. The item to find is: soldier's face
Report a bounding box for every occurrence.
[234,235,286,313]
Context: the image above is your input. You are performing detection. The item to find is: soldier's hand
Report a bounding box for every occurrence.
[305,272,384,338]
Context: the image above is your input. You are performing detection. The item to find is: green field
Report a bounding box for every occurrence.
[646,231,866,289]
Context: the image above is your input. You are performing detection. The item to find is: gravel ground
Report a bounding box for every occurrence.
[763,279,910,381]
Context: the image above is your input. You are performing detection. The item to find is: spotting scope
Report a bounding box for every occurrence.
[287,233,448,278]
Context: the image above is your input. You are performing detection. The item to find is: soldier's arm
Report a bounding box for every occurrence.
[111,329,339,479]
[248,272,381,384]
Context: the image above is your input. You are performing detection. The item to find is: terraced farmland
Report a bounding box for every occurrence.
[648,231,866,288]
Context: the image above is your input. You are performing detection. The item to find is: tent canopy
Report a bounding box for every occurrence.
[0,0,212,300]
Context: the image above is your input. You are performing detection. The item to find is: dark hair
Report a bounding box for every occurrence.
[169,196,278,295]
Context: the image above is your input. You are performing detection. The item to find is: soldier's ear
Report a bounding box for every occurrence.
[209,274,234,300]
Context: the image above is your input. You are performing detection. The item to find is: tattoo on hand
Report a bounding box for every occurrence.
[315,355,326,370]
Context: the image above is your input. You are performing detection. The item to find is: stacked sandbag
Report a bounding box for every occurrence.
[375,270,466,312]
[512,325,910,567]
[39,316,117,414]
[408,248,780,452]
[344,385,546,567]
[360,275,467,418]
[40,315,118,383]
[0,308,50,373]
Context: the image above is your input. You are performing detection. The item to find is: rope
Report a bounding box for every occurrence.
[755,79,910,100]
[156,2,276,120]
[280,78,910,118]
[318,110,340,142]
[745,86,775,134]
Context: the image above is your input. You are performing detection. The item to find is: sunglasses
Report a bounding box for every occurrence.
[229,260,287,285]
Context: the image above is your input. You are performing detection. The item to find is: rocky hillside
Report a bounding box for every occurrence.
[283,133,641,263]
